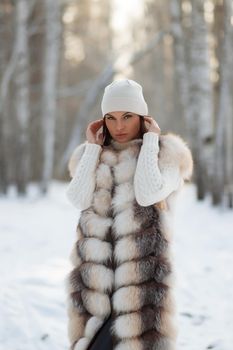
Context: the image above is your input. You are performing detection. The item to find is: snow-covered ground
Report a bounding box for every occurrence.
[0,181,232,350]
[174,185,233,350]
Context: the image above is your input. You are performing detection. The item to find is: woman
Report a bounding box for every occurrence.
[65,79,193,350]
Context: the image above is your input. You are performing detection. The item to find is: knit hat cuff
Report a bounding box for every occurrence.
[102,96,148,116]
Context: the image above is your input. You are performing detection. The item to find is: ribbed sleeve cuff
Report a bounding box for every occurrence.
[143,132,159,150]
[83,143,102,157]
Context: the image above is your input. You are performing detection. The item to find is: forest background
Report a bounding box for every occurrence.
[0,0,233,208]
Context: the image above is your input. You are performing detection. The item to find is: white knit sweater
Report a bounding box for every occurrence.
[66,132,182,210]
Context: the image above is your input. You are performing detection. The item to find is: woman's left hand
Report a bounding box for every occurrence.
[143,116,161,135]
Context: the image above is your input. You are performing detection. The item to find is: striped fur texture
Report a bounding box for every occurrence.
[66,133,193,350]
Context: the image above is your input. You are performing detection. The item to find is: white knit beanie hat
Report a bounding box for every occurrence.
[101,79,148,116]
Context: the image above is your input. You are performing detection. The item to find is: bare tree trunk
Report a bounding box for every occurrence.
[0,10,8,194]
[40,0,61,193]
[0,47,18,194]
[223,0,233,208]
[0,110,7,194]
[212,0,233,207]
[189,0,214,200]
[14,0,30,194]
[170,0,189,129]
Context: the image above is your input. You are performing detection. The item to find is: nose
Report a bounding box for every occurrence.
[116,120,124,132]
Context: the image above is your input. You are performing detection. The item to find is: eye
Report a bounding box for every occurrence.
[124,114,132,119]
[106,116,114,120]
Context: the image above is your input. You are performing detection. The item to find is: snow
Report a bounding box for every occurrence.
[0,181,232,350]
[174,184,233,350]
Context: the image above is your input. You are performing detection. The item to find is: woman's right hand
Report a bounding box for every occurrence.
[86,119,104,145]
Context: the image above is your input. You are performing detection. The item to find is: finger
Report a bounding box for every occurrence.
[97,133,103,145]
[90,121,103,131]
[143,116,153,122]
[90,119,103,125]
[95,119,104,124]
[144,121,151,128]
[97,132,103,139]
[96,127,103,136]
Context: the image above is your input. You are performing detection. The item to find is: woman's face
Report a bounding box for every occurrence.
[104,111,141,143]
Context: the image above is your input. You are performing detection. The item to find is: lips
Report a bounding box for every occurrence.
[116,134,127,136]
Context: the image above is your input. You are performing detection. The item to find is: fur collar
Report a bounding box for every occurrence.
[159,132,193,180]
[110,137,142,150]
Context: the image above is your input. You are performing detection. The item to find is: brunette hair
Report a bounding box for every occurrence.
[102,114,148,146]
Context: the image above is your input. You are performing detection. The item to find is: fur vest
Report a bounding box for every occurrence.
[66,133,193,350]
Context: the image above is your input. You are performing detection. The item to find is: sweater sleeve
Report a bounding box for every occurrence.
[66,143,102,211]
[134,132,183,206]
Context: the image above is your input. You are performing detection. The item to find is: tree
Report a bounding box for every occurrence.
[170,0,189,131]
[40,0,61,193]
[188,0,214,200]
[14,0,31,194]
[212,0,233,207]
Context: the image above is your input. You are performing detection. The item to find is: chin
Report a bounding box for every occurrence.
[111,132,140,143]
[114,136,130,142]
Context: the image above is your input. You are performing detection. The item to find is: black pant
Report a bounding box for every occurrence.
[87,314,113,350]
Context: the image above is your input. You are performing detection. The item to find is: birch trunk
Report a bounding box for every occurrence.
[0,109,7,194]
[0,13,7,194]
[189,0,214,200]
[0,45,18,194]
[224,0,233,208]
[40,0,61,193]
[170,0,189,128]
[212,0,233,207]
[14,0,30,194]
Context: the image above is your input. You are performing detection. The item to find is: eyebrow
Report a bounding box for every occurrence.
[106,112,131,117]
